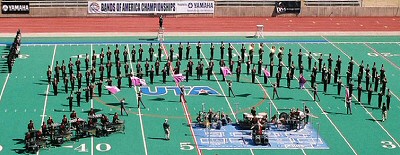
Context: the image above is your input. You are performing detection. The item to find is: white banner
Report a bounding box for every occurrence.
[88,1,214,14]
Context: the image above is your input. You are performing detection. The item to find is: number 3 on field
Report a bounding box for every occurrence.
[180,142,194,150]
[381,141,396,149]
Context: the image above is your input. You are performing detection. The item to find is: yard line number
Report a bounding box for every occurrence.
[381,141,396,149]
[180,142,194,150]
[74,143,111,152]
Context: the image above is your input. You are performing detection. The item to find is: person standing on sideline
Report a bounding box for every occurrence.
[137,90,146,109]
[163,119,170,140]
[159,15,163,29]
[67,93,73,112]
[272,83,280,99]
[228,80,236,97]
[386,89,391,110]
[337,77,343,95]
[368,84,373,105]
[179,85,187,103]
[382,102,387,122]
[304,106,310,124]
[357,84,362,103]
[346,96,352,115]
[313,84,320,101]
[120,98,128,116]
[378,91,383,109]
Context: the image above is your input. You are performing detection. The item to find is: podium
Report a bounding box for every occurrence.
[158,27,165,41]
[255,25,264,38]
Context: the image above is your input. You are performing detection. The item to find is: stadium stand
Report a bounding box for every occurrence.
[1,0,87,8]
[304,0,361,6]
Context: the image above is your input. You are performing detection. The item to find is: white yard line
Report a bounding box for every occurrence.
[161,43,202,155]
[90,44,95,155]
[301,148,307,155]
[37,45,57,155]
[0,74,10,104]
[264,44,358,155]
[199,49,238,123]
[127,44,149,155]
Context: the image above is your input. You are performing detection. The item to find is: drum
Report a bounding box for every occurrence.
[258,112,268,117]
[116,120,125,124]
[243,113,249,119]
[246,115,254,120]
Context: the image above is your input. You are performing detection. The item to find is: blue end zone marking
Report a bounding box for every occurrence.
[193,124,329,149]
[0,40,328,45]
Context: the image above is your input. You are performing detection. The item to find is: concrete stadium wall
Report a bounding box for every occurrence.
[1,6,400,17]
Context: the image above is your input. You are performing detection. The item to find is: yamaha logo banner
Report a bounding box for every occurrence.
[2,2,29,14]
[88,1,214,14]
[275,1,301,15]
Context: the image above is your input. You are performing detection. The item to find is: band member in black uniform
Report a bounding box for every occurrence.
[131,45,136,62]
[67,93,73,112]
[149,43,154,62]
[210,43,214,60]
[96,80,103,97]
[169,45,174,62]
[157,44,162,61]
[251,66,256,83]
[220,41,225,60]
[241,44,246,63]
[186,42,191,60]
[64,77,69,94]
[75,89,82,107]
[236,65,241,82]
[196,41,202,59]
[297,49,303,70]
[139,44,144,62]
[357,84,362,103]
[336,55,342,74]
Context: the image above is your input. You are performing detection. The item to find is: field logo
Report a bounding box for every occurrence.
[88,2,101,13]
[140,86,220,96]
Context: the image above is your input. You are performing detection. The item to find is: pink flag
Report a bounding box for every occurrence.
[262,68,270,77]
[221,67,232,77]
[139,79,147,86]
[105,86,120,94]
[131,76,147,86]
[173,74,186,83]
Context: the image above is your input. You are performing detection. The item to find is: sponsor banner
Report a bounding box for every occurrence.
[275,1,301,14]
[88,1,214,14]
[2,2,30,14]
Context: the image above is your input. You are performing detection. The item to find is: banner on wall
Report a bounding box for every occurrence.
[88,1,214,14]
[1,2,30,14]
[275,1,301,14]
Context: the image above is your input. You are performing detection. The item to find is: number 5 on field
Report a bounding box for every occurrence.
[381,141,396,149]
[180,142,194,150]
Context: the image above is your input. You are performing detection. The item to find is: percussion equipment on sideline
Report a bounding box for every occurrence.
[69,118,85,123]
